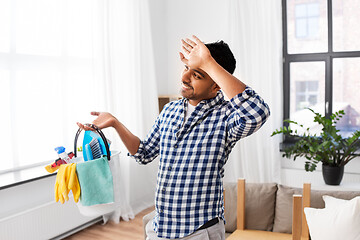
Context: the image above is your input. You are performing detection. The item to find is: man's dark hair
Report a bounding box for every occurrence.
[205,41,236,74]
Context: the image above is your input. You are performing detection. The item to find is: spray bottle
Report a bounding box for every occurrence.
[55,146,71,164]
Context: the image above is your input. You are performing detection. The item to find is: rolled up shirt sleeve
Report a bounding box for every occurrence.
[127,113,162,165]
[226,86,270,141]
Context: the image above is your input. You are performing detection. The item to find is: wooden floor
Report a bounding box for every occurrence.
[64,206,154,240]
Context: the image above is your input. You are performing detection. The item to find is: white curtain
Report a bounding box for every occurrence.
[0,0,158,221]
[223,0,283,183]
[93,0,159,217]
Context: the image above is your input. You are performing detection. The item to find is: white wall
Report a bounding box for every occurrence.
[149,0,234,93]
[148,0,168,95]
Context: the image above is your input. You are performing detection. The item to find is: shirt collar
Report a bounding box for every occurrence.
[183,90,225,110]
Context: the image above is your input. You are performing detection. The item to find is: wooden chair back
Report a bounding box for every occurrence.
[235,179,306,240]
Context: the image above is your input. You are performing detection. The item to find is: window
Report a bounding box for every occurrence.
[283,0,360,139]
[295,81,319,110]
[295,3,320,39]
[0,0,102,173]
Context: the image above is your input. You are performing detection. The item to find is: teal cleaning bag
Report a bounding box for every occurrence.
[74,124,114,206]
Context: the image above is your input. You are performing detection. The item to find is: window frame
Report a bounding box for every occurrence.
[282,0,360,144]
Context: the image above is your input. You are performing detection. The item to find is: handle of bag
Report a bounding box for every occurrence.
[74,124,111,161]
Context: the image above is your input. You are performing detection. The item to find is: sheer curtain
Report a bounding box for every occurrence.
[0,0,158,220]
[93,0,159,216]
[223,0,283,183]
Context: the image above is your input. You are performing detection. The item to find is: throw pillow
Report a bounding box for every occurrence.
[322,195,349,208]
[223,182,277,233]
[304,196,360,240]
[272,184,302,233]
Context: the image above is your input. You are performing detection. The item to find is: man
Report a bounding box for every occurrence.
[77,35,270,240]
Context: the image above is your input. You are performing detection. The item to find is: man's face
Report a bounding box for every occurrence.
[180,65,219,105]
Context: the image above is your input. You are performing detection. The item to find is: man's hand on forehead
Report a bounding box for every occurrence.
[179,35,212,71]
[181,37,197,53]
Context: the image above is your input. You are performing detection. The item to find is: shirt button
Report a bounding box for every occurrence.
[168,166,172,171]
[174,144,178,148]
[160,209,164,213]
[162,188,166,193]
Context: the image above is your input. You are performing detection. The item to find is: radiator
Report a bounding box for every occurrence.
[0,199,99,240]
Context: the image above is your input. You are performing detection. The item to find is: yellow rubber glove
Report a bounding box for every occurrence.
[55,165,67,204]
[60,164,72,202]
[55,163,81,204]
[68,163,81,203]
[54,167,61,202]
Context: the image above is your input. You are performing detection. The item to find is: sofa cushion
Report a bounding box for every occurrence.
[224,181,277,233]
[273,184,360,234]
[310,189,360,208]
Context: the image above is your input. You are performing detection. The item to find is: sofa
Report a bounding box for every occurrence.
[143,181,360,239]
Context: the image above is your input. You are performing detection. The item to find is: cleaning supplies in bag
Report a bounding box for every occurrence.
[73,124,114,207]
[45,152,75,173]
[82,130,111,161]
[55,146,71,164]
[84,137,102,161]
[89,138,102,159]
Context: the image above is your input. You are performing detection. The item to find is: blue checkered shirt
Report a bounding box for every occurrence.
[129,86,270,239]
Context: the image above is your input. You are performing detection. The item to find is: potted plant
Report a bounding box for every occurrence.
[272,108,360,185]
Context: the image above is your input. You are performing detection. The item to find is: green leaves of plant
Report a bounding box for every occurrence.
[271,125,292,137]
[305,161,317,172]
[271,108,360,172]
